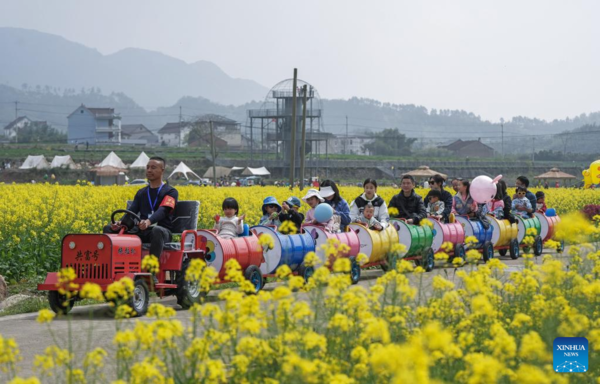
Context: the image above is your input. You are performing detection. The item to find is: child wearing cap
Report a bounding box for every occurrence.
[319,180,351,232]
[302,189,335,232]
[259,196,282,226]
[279,196,304,232]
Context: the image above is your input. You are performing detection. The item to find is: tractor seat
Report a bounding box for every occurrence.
[127,200,200,253]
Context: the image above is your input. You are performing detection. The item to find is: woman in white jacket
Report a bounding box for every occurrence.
[349,178,390,230]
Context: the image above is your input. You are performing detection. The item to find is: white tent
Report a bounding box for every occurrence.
[168,162,201,180]
[130,152,150,169]
[98,151,126,169]
[241,166,270,176]
[50,155,76,169]
[20,155,50,169]
[203,166,231,178]
[231,166,244,171]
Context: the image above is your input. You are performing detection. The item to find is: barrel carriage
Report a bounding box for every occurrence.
[489,216,520,259]
[515,216,544,256]
[430,219,466,261]
[454,216,495,261]
[346,223,399,279]
[535,212,563,251]
[196,230,265,292]
[251,225,316,284]
[390,220,435,271]
[303,224,362,283]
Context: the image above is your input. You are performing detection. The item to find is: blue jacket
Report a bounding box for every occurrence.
[324,198,351,231]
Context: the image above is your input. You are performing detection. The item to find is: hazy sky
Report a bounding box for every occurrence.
[1,0,598,121]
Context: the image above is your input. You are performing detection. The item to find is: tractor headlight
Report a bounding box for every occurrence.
[69,241,76,250]
[97,242,104,250]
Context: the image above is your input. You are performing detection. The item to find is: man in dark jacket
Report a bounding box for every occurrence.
[388,175,427,225]
[103,157,178,258]
[423,174,453,223]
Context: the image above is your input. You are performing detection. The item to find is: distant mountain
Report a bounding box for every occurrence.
[0,27,269,108]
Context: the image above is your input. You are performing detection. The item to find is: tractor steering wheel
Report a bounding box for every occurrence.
[111,209,141,232]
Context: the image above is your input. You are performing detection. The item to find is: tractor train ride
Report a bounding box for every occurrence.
[38,175,563,317]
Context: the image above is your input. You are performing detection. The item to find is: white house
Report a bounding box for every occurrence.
[3,116,46,139]
[329,135,374,155]
[158,122,193,147]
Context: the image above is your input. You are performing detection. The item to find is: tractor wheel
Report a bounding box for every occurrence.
[48,291,74,315]
[297,262,315,284]
[451,243,466,263]
[176,259,204,310]
[127,279,149,317]
[534,236,543,256]
[424,248,435,272]
[349,257,361,285]
[498,249,508,257]
[509,238,520,259]
[244,265,263,294]
[482,241,494,262]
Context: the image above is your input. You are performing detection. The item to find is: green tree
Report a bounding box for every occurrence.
[14,122,66,143]
[362,128,417,156]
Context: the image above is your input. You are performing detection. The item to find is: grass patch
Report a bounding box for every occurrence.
[0,296,48,317]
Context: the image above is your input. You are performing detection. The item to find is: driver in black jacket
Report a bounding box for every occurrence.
[103,157,178,258]
[388,175,427,225]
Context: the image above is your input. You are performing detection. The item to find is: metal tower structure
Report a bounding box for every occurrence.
[246,79,329,180]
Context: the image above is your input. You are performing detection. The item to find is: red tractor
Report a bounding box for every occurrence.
[38,201,206,317]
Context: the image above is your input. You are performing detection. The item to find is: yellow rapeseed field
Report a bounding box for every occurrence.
[0,183,598,281]
[1,184,600,383]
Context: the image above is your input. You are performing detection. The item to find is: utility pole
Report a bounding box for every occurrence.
[289,68,298,188]
[300,84,308,190]
[210,120,217,187]
[14,101,19,143]
[532,136,535,163]
[178,106,183,148]
[345,115,348,155]
[501,123,504,158]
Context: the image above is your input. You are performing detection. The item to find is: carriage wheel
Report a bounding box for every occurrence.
[533,236,543,256]
[509,238,520,259]
[244,265,263,294]
[482,241,494,262]
[452,243,466,263]
[349,257,361,285]
[297,262,315,284]
[424,248,435,272]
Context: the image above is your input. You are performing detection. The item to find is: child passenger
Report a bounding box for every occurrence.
[512,187,532,218]
[259,196,282,226]
[303,189,335,232]
[354,203,383,230]
[426,190,444,220]
[213,197,245,239]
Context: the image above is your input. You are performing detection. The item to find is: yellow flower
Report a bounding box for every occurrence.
[79,282,104,301]
[36,309,55,324]
[7,378,41,384]
[148,303,177,319]
[115,304,135,319]
[420,219,433,229]
[303,252,320,267]
[465,236,478,245]
[333,258,351,273]
[258,233,275,250]
[105,277,134,302]
[275,265,292,279]
[142,255,160,274]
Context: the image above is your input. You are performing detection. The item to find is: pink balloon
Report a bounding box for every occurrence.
[470,175,502,204]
